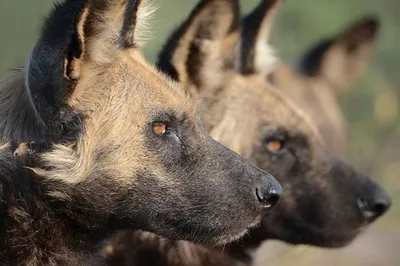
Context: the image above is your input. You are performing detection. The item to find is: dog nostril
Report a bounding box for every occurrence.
[372,202,388,215]
[373,195,391,213]
[256,173,282,210]
[358,196,391,220]
[256,188,281,211]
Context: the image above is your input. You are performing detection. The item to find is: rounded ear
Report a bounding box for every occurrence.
[5,0,150,141]
[28,0,149,89]
[298,16,380,93]
[26,0,90,121]
[157,0,240,91]
[338,16,379,54]
[240,0,283,75]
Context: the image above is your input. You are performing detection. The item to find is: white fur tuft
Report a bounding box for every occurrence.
[135,0,159,46]
[254,42,279,75]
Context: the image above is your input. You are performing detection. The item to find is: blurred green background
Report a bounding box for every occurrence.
[1,0,399,265]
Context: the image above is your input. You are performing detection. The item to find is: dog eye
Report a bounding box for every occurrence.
[152,122,168,135]
[265,139,285,153]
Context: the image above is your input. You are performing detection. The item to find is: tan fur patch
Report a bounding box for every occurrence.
[13,143,29,158]
[202,74,324,159]
[33,48,193,187]
[271,65,346,154]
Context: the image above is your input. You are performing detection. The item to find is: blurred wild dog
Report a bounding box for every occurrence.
[230,0,390,256]
[246,9,380,156]
[105,0,391,265]
[0,0,283,264]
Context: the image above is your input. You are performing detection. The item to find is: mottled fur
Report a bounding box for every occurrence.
[0,0,282,264]
[234,0,390,249]
[105,0,391,266]
[0,142,112,265]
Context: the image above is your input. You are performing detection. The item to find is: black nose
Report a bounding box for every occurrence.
[358,187,392,221]
[256,174,282,211]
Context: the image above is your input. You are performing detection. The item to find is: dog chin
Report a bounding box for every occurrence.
[213,229,249,246]
[213,220,262,246]
[292,229,363,248]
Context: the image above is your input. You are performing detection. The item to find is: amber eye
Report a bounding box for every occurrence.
[153,123,168,135]
[265,139,284,153]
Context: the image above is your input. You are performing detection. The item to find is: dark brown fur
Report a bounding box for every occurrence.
[0,142,99,265]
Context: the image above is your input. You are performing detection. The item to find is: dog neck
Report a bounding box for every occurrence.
[0,142,111,265]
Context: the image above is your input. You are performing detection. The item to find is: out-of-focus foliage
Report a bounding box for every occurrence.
[0,0,399,265]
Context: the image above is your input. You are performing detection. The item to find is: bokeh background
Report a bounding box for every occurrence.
[0,0,399,265]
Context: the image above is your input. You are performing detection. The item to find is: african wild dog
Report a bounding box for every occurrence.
[230,0,390,252]
[253,14,380,156]
[105,0,391,265]
[0,0,284,264]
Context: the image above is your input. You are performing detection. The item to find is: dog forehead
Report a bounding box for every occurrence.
[259,87,323,140]
[68,53,194,118]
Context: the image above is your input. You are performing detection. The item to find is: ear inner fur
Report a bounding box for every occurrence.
[240,0,282,75]
[119,0,142,48]
[298,16,379,94]
[157,0,240,86]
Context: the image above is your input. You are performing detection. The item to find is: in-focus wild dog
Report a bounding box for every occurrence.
[105,0,392,265]
[254,13,380,156]
[0,0,284,264]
